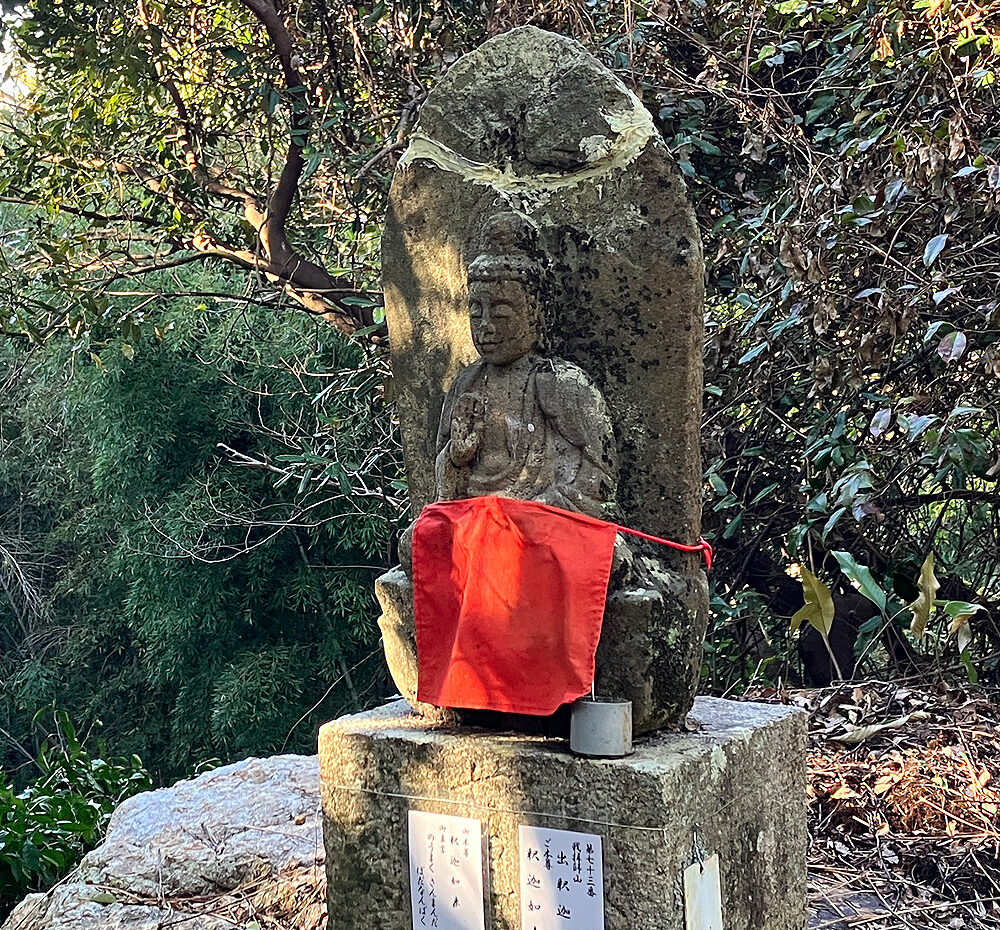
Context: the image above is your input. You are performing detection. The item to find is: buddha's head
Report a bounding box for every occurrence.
[466,212,547,366]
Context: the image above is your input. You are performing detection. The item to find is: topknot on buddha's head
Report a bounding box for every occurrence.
[467,211,546,287]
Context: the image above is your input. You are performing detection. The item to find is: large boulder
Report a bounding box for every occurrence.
[2,755,325,930]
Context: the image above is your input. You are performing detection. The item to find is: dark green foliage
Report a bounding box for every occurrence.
[0,263,401,779]
[624,0,1000,686]
[0,710,152,918]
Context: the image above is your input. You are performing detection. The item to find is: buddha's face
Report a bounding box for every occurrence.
[468,278,539,366]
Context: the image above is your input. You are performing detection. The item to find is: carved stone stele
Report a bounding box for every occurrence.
[378,26,708,733]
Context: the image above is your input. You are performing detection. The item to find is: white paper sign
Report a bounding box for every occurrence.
[408,810,485,930]
[684,854,724,930]
[518,825,604,930]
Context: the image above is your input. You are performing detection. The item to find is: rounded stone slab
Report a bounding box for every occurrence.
[2,755,323,930]
[383,26,706,552]
[413,31,643,176]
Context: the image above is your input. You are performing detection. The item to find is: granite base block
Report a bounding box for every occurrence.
[319,697,806,930]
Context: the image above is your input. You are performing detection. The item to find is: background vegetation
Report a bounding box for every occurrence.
[1,0,998,915]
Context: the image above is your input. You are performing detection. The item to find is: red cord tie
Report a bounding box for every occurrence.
[616,525,713,572]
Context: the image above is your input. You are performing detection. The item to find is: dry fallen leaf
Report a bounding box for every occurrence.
[829,711,932,745]
[873,771,903,795]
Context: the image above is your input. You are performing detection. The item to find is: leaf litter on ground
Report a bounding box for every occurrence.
[749,680,1000,929]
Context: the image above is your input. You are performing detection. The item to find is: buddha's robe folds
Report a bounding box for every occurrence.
[433,354,617,517]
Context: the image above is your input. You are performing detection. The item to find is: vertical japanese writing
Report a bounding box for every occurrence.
[408,812,485,930]
[427,830,438,928]
[518,827,604,930]
[416,865,427,926]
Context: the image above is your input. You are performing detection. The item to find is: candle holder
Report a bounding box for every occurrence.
[569,696,633,758]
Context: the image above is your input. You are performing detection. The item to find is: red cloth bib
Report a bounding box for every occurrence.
[413,496,617,715]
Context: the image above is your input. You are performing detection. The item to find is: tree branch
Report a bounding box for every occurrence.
[126,0,369,334]
[880,489,998,508]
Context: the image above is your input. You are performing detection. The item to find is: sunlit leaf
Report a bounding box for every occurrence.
[869,408,891,437]
[790,567,835,635]
[932,287,960,304]
[937,331,967,363]
[923,233,948,267]
[908,554,941,638]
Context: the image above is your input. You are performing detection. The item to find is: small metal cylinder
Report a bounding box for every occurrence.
[569,697,633,758]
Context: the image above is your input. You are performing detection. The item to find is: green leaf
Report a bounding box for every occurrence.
[707,472,728,495]
[899,413,939,441]
[790,567,835,635]
[854,613,885,659]
[908,554,941,638]
[831,551,887,610]
[749,482,779,505]
[738,342,768,364]
[940,599,984,620]
[924,320,954,343]
[923,233,948,267]
[960,648,979,684]
[821,506,847,541]
[955,34,989,58]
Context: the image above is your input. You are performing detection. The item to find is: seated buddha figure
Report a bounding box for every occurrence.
[381,212,653,726]
[433,214,617,517]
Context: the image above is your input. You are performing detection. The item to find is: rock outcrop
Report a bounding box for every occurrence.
[2,755,325,930]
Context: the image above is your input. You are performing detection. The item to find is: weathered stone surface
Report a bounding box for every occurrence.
[3,755,325,930]
[379,25,709,730]
[320,698,807,930]
[377,568,458,726]
[384,26,705,542]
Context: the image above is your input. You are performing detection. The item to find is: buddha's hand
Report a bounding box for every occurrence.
[449,392,484,466]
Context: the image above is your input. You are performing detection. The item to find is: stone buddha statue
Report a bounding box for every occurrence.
[434,216,616,514]
[384,212,623,723]
[379,211,693,733]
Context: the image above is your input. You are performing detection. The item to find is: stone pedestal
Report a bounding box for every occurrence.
[319,698,806,930]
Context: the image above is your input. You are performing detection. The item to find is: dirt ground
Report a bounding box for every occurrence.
[786,682,1000,930]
